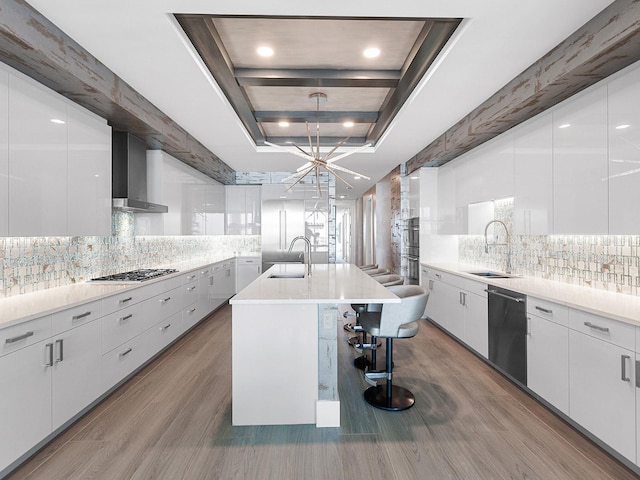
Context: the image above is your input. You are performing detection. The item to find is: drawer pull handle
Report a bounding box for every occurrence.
[435,273,441,279]
[161,323,171,331]
[526,317,531,336]
[621,355,631,382]
[188,308,197,314]
[119,348,133,358]
[120,297,133,304]
[160,297,171,304]
[187,274,196,280]
[45,343,54,367]
[201,270,209,274]
[119,314,133,322]
[636,360,640,388]
[55,339,64,363]
[584,321,609,333]
[72,311,91,321]
[5,331,34,344]
[187,286,196,292]
[535,306,552,314]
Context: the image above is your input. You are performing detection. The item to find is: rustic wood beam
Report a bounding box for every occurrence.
[0,0,235,185]
[407,0,640,173]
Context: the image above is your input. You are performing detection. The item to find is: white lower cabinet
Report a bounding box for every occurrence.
[423,267,487,357]
[0,339,52,472]
[236,257,262,292]
[51,319,102,429]
[569,317,636,463]
[527,316,569,414]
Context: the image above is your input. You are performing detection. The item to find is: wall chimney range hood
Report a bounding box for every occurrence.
[112,132,168,213]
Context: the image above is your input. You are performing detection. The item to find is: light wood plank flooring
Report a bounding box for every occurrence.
[6,304,640,480]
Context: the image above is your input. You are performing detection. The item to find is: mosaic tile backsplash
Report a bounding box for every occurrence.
[458,198,640,296]
[0,212,261,298]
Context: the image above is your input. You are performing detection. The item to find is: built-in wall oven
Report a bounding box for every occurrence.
[405,217,420,285]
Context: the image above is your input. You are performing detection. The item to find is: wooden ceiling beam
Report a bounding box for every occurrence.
[407,0,640,173]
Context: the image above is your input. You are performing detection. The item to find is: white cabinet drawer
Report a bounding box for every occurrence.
[183,281,199,307]
[237,256,260,265]
[183,302,203,331]
[101,338,145,391]
[143,286,183,323]
[569,309,635,351]
[143,312,183,362]
[101,303,145,354]
[527,297,568,326]
[51,300,102,335]
[102,287,149,316]
[182,271,199,284]
[0,316,52,357]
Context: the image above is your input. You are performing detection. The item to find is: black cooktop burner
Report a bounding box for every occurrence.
[90,268,178,282]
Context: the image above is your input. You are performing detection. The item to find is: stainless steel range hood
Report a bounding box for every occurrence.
[112,132,168,213]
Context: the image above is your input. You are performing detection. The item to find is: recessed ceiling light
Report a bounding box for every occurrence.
[278,121,290,127]
[558,123,571,129]
[363,47,380,58]
[616,124,631,129]
[343,121,354,128]
[257,46,274,57]
[353,176,361,180]
[50,118,65,124]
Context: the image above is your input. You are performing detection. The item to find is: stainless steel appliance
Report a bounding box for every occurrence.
[487,286,527,385]
[112,132,169,213]
[261,198,305,272]
[90,268,177,283]
[405,217,420,285]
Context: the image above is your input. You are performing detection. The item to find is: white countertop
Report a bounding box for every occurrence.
[424,263,640,327]
[230,263,401,305]
[0,255,237,329]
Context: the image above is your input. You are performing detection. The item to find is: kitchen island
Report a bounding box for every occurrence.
[229,263,399,427]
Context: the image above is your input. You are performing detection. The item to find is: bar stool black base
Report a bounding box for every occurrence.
[353,355,370,370]
[364,384,415,411]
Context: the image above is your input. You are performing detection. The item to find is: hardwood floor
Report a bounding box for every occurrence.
[7,304,640,480]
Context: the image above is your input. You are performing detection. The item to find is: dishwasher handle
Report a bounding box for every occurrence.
[484,288,525,303]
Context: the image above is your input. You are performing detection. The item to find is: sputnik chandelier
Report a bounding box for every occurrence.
[265,92,371,196]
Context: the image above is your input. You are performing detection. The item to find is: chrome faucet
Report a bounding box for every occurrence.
[288,235,312,276]
[484,220,512,274]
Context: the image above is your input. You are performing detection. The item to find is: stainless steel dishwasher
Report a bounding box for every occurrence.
[486,286,527,386]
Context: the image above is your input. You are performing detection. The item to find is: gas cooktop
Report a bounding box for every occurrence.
[89,268,178,283]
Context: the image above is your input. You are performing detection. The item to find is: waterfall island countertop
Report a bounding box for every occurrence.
[229,263,401,428]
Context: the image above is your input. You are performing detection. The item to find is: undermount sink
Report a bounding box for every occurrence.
[466,271,513,279]
[268,273,306,279]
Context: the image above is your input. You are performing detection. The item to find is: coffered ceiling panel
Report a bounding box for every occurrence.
[175,14,462,148]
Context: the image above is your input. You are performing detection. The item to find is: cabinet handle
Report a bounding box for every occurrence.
[160,297,171,304]
[119,297,133,304]
[161,323,171,331]
[584,321,609,333]
[187,274,196,280]
[119,348,133,358]
[636,360,640,388]
[201,269,209,275]
[45,343,54,367]
[187,286,196,292]
[245,260,254,263]
[526,317,531,336]
[258,266,261,273]
[535,306,552,314]
[5,331,34,344]
[485,289,525,303]
[226,269,231,277]
[55,339,64,363]
[72,311,91,321]
[188,308,197,314]
[621,355,631,382]
[119,314,133,322]
[435,273,441,279]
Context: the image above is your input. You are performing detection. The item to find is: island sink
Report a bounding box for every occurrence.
[268,273,306,279]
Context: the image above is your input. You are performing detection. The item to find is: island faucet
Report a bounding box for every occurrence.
[288,235,312,276]
[483,220,512,274]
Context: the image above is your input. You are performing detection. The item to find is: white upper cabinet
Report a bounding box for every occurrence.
[8,72,68,236]
[513,115,553,235]
[437,163,461,234]
[225,185,261,235]
[552,85,608,234]
[66,103,112,236]
[0,69,7,236]
[608,64,640,234]
[204,183,225,235]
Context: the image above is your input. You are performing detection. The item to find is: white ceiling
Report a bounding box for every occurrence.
[26,0,614,199]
